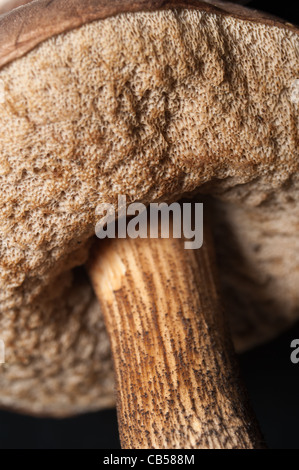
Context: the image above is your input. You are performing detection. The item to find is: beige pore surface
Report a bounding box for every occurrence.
[0,8,298,414]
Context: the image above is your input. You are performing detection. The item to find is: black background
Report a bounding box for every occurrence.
[0,0,298,450]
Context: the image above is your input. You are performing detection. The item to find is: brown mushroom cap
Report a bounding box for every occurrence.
[0,0,298,416]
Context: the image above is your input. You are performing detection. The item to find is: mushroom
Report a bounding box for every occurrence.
[0,0,298,448]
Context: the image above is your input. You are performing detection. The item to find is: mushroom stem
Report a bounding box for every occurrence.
[87,211,265,449]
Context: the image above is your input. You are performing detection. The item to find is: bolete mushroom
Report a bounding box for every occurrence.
[0,0,298,448]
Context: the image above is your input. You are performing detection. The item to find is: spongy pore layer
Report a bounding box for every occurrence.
[0,8,298,415]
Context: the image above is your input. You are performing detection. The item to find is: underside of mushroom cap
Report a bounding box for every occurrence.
[0,0,298,416]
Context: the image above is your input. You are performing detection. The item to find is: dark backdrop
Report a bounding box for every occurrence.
[0,0,298,450]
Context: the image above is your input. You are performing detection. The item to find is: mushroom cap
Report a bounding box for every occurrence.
[0,0,298,415]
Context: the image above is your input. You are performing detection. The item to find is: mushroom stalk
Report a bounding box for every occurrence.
[87,212,265,449]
